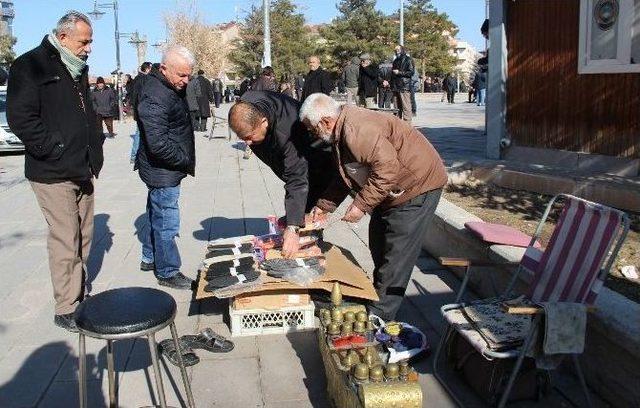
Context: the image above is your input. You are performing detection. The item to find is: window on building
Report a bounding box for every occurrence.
[578,0,640,73]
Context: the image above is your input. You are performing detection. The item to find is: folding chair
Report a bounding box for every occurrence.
[432,194,630,407]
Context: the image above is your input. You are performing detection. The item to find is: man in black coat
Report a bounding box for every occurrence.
[443,73,457,104]
[126,61,152,163]
[195,69,214,131]
[391,45,415,123]
[7,11,104,332]
[228,90,340,257]
[135,45,196,290]
[357,53,378,108]
[301,55,333,102]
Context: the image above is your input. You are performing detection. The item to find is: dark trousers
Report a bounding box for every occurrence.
[97,115,114,135]
[213,92,222,108]
[410,88,417,114]
[198,116,207,131]
[447,90,456,103]
[367,188,442,320]
[378,88,393,108]
[190,111,199,130]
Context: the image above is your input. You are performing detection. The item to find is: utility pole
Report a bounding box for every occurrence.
[399,0,404,46]
[88,0,123,120]
[262,0,271,67]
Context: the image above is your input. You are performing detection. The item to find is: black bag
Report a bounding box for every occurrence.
[446,331,550,406]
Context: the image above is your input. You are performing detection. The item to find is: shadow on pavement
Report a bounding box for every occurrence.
[87,213,113,286]
[192,216,270,241]
[286,331,330,408]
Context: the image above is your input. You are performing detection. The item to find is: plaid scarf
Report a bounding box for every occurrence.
[47,34,86,81]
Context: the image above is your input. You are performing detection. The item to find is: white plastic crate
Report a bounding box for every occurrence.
[229,301,316,337]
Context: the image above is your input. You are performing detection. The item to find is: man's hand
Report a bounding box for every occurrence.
[311,207,325,223]
[342,203,365,223]
[392,69,399,75]
[282,227,300,258]
[382,80,389,87]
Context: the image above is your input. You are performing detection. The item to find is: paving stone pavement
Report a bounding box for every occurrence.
[0,94,584,408]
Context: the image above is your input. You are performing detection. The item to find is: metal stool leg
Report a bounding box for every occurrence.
[78,333,87,408]
[106,340,116,407]
[170,322,195,408]
[147,333,168,408]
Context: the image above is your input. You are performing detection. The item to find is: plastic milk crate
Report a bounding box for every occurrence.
[229,301,316,337]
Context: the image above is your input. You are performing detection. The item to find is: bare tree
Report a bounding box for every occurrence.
[165,8,228,77]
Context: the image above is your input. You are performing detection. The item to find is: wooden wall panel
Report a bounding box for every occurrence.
[506,0,640,158]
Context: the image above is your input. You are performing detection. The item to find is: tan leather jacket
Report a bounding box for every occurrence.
[317,106,447,213]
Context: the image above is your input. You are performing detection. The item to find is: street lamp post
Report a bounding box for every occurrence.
[399,0,404,46]
[262,0,271,67]
[88,0,124,121]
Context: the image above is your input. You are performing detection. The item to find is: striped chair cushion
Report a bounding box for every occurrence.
[525,197,623,305]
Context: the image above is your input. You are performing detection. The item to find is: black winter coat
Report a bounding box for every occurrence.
[135,69,195,188]
[301,68,333,101]
[241,91,340,226]
[196,75,213,117]
[444,76,457,92]
[391,53,415,92]
[472,71,487,90]
[91,87,117,117]
[7,36,104,182]
[358,64,379,98]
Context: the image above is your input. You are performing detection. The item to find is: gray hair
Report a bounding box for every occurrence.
[299,93,340,126]
[54,11,91,36]
[162,45,196,68]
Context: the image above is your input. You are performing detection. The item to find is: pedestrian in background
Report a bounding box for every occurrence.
[342,56,360,104]
[294,72,305,101]
[391,45,415,123]
[91,76,117,138]
[195,69,214,132]
[7,11,104,332]
[211,76,224,108]
[377,57,393,109]
[186,73,201,131]
[357,53,378,108]
[443,72,457,104]
[473,66,487,106]
[410,70,420,116]
[135,45,196,290]
[301,55,333,102]
[126,61,152,164]
[252,66,278,92]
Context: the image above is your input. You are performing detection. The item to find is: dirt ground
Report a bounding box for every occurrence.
[443,182,640,303]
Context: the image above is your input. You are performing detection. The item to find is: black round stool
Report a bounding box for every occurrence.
[74,287,195,408]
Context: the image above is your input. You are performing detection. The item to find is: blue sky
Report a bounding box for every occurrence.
[13,0,486,77]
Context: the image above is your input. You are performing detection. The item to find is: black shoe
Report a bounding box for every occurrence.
[54,313,79,333]
[140,261,155,271]
[157,272,194,290]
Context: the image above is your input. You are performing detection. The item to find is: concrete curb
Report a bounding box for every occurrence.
[422,197,640,408]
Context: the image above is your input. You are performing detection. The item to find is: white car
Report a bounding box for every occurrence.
[0,85,25,153]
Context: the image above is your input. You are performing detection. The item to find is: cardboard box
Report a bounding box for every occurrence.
[196,243,379,302]
[233,290,310,310]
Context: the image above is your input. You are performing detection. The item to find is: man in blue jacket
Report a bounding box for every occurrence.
[135,46,196,290]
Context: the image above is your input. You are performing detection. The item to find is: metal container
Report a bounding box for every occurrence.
[341,321,353,335]
[369,365,384,382]
[399,360,410,380]
[353,363,369,381]
[356,311,368,322]
[353,321,366,334]
[331,309,344,324]
[385,363,400,380]
[327,322,341,335]
[331,282,343,307]
[344,311,356,323]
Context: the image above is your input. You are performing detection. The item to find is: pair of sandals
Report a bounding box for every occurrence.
[158,328,234,367]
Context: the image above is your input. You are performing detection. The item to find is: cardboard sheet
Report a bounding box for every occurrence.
[196,244,379,301]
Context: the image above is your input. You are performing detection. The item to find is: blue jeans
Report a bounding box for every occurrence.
[130,129,140,162]
[141,185,181,278]
[476,88,486,106]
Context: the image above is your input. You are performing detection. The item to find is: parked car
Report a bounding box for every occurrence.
[0,85,25,153]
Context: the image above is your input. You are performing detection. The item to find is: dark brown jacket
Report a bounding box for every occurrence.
[317,106,447,213]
